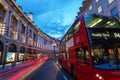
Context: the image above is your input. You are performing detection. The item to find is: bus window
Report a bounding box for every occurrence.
[68,28,74,39]
[76,47,90,64]
[73,20,81,33]
[91,45,120,69]
[117,48,120,63]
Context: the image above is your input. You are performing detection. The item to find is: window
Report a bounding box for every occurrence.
[74,20,81,33]
[0,5,5,22]
[68,28,73,39]
[65,35,68,41]
[91,45,120,69]
[10,15,18,40]
[76,47,90,64]
[97,5,102,14]
[96,0,99,2]
[89,5,92,11]
[111,7,119,17]
[108,0,114,4]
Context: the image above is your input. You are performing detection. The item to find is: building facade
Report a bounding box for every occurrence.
[0,0,59,66]
[79,0,120,21]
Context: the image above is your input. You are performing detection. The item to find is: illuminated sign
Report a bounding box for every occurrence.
[92,33,110,37]
[92,32,120,38]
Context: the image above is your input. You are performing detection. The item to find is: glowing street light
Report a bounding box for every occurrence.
[52,42,56,59]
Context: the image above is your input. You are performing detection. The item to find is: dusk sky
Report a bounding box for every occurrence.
[16,0,83,40]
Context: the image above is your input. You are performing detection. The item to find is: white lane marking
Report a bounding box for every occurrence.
[63,75,68,80]
[54,62,68,80]
[54,63,60,71]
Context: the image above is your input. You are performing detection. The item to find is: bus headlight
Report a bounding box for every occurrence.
[96,73,104,80]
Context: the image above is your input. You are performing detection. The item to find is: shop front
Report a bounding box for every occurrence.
[26,48,32,60]
[19,47,25,61]
[7,44,17,63]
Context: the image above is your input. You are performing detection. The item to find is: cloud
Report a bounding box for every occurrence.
[48,33,63,39]
[16,0,83,40]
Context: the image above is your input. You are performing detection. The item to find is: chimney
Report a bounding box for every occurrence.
[23,12,27,16]
[82,0,86,5]
[18,6,22,11]
[12,0,16,2]
[28,12,33,21]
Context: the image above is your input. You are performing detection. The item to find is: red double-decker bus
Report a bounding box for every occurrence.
[59,14,120,80]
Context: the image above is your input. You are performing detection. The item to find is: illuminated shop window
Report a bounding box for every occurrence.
[19,53,24,61]
[108,0,114,4]
[6,52,15,62]
[7,44,16,62]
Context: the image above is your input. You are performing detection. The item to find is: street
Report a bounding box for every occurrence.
[31,59,74,80]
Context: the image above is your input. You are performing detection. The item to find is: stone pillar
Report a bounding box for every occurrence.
[25,24,29,44]
[24,24,27,44]
[16,47,20,62]
[2,42,9,69]
[4,10,12,37]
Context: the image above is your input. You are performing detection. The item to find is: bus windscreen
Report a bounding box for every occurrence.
[84,14,120,28]
[84,15,120,70]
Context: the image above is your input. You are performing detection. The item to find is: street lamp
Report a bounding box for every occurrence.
[52,42,56,59]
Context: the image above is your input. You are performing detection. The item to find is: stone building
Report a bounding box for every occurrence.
[79,0,120,21]
[0,0,58,67]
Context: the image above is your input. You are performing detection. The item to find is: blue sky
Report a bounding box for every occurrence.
[16,0,83,39]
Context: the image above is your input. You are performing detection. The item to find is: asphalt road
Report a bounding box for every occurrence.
[31,59,74,80]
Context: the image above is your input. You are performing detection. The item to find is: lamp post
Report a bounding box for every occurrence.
[52,42,56,59]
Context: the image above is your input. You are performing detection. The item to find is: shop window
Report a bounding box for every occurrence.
[19,50,24,60]
[7,44,17,62]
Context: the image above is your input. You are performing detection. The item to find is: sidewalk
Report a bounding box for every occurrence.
[0,60,33,73]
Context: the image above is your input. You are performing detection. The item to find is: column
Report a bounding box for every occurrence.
[25,24,29,44]
[4,10,12,37]
[2,42,9,69]
[17,20,22,41]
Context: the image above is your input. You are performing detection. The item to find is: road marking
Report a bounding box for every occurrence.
[63,75,68,80]
[54,63,60,71]
[54,61,68,80]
